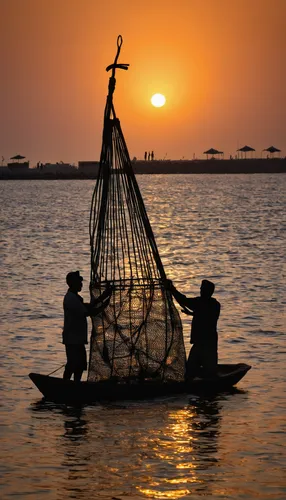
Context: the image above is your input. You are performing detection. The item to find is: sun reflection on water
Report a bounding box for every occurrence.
[137,401,221,498]
[139,488,191,498]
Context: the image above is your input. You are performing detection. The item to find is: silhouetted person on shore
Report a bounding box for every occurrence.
[148,152,151,161]
[151,151,154,160]
[62,271,112,382]
[165,279,220,381]
[144,151,147,161]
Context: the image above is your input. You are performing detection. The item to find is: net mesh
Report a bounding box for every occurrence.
[88,36,186,383]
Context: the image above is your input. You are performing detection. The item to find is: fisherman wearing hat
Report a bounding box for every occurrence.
[63,271,112,382]
[165,279,220,381]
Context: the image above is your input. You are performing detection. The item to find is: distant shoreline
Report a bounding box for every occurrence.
[1,158,285,180]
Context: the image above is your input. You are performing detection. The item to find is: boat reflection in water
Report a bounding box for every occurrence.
[30,392,241,499]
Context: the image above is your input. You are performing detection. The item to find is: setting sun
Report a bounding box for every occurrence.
[151,93,166,108]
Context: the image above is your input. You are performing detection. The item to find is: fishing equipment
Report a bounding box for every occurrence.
[88,36,186,383]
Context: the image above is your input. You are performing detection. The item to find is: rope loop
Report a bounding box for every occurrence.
[117,35,123,48]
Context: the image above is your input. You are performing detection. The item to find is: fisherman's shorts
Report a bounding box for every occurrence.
[65,344,87,372]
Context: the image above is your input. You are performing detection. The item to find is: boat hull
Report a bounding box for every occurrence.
[29,364,251,404]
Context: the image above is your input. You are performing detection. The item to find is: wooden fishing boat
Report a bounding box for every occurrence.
[29,363,251,404]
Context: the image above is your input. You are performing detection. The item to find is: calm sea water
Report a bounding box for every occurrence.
[1,175,285,499]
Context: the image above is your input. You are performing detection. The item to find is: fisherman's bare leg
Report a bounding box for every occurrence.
[63,365,73,380]
[201,342,218,377]
[186,344,202,381]
[74,370,84,382]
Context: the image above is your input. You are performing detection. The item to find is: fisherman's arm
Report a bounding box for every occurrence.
[89,300,110,316]
[85,286,112,316]
[180,305,194,316]
[96,284,113,302]
[89,282,113,306]
[164,279,196,310]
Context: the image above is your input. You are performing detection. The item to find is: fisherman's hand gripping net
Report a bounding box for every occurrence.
[88,36,186,383]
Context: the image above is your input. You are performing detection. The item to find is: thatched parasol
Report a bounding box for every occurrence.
[10,154,26,162]
[237,145,255,159]
[203,148,224,159]
[263,146,281,157]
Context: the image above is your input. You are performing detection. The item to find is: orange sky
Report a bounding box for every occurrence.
[1,0,285,165]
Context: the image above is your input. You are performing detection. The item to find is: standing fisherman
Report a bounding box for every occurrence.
[62,271,112,382]
[165,279,220,380]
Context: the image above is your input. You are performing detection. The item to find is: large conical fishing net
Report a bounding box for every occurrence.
[88,36,186,383]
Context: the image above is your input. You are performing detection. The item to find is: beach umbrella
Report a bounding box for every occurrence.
[203,148,223,159]
[10,154,26,161]
[237,145,255,159]
[263,146,281,157]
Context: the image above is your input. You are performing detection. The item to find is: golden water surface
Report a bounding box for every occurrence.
[1,175,285,499]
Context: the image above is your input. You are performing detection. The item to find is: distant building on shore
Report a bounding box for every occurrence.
[7,161,30,171]
[78,161,100,177]
[38,162,77,175]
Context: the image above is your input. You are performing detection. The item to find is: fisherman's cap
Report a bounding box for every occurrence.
[66,270,83,285]
[202,279,214,288]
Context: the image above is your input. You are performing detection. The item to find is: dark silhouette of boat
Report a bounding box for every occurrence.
[29,363,251,404]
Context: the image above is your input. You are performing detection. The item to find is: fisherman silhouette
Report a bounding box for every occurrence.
[62,271,112,382]
[165,279,220,380]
